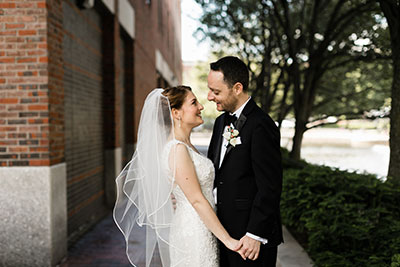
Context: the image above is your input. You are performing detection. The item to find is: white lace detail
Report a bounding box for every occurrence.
[165,139,219,267]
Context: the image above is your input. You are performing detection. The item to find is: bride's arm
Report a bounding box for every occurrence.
[169,144,242,254]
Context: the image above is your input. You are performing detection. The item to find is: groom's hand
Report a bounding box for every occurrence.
[238,235,261,261]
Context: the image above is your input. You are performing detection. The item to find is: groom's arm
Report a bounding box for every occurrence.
[247,117,282,238]
[238,118,281,260]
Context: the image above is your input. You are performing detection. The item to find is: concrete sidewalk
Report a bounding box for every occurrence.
[59,214,312,267]
[277,226,313,267]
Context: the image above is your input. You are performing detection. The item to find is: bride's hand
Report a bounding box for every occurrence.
[225,238,247,260]
[225,237,241,252]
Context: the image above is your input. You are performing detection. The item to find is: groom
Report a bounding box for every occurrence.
[207,56,283,267]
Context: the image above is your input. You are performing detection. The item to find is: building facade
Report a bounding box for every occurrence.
[0,0,182,266]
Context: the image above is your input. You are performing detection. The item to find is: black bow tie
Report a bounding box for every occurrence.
[224,113,237,126]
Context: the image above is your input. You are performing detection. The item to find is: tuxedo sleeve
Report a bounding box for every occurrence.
[246,119,282,238]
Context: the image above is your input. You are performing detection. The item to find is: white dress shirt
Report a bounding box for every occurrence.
[214,97,268,245]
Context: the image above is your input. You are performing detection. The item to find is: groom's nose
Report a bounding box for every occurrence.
[207,90,214,101]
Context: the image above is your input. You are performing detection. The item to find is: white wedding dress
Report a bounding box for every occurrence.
[165,140,219,267]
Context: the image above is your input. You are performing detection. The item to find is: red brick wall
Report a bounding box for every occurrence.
[62,0,109,243]
[130,0,182,142]
[131,0,157,140]
[157,0,182,83]
[0,0,182,166]
[0,1,50,166]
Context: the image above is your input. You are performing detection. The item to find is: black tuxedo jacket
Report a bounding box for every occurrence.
[208,98,283,247]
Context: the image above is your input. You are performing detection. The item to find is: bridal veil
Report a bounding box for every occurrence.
[113,88,181,266]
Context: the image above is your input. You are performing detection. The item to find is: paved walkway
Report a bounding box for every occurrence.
[58,214,132,267]
[58,214,312,267]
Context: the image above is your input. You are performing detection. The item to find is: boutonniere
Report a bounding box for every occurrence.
[222,124,242,147]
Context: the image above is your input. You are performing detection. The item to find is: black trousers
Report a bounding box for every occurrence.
[219,242,278,267]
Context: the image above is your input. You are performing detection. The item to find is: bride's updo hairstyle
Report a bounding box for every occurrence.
[162,85,192,110]
[160,85,192,130]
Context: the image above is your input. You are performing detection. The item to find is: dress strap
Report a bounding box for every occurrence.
[165,139,189,154]
[168,139,195,157]
[171,139,190,148]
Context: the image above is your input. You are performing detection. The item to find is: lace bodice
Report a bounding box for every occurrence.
[164,139,218,267]
[167,140,215,208]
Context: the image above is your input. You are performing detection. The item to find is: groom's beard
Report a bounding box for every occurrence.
[220,96,238,113]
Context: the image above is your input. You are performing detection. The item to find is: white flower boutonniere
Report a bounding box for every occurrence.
[222,124,242,147]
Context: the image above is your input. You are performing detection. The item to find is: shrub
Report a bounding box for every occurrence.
[281,160,400,266]
[392,254,400,267]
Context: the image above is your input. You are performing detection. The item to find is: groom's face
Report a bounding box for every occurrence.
[207,70,238,113]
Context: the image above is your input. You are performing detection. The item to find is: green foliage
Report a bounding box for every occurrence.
[194,0,391,123]
[281,160,400,266]
[392,254,400,267]
[312,61,392,122]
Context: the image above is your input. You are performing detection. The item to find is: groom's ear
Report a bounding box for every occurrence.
[233,82,243,95]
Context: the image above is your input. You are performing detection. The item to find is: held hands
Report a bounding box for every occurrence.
[236,235,261,261]
[225,235,261,261]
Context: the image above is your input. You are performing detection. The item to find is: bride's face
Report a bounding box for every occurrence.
[179,91,204,128]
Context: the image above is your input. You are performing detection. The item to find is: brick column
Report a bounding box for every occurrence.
[0,1,49,167]
[0,1,67,266]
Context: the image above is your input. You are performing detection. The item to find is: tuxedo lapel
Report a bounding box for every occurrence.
[220,98,256,167]
[234,112,247,132]
[213,117,225,169]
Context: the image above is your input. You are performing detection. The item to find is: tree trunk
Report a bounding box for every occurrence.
[290,119,307,160]
[388,51,400,182]
[290,64,317,161]
[378,0,400,183]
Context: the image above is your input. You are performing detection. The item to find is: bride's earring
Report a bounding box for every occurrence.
[178,117,181,128]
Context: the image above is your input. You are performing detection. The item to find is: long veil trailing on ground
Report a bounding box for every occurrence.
[113,88,181,267]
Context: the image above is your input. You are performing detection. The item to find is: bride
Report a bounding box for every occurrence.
[113,86,242,266]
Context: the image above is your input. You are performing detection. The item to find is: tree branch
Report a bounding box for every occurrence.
[307,0,321,54]
[312,86,376,111]
[325,53,391,71]
[317,0,377,58]
[306,110,390,130]
[306,120,342,130]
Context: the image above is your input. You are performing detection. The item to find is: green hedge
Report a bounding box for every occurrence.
[281,151,400,266]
